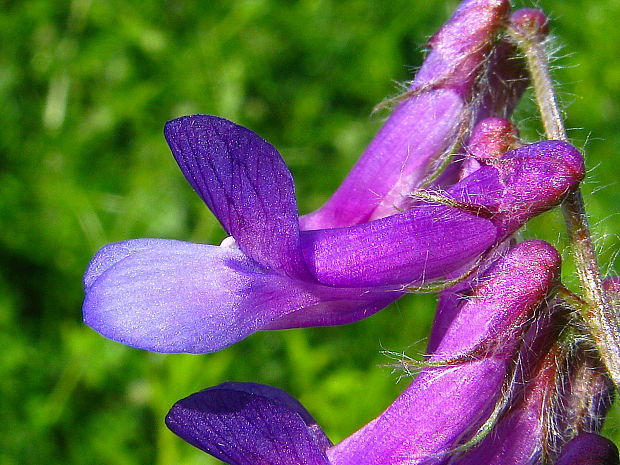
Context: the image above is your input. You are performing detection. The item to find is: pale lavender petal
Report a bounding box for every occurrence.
[165,115,309,279]
[166,382,331,465]
[327,240,561,465]
[556,434,619,465]
[83,239,395,353]
[263,290,400,330]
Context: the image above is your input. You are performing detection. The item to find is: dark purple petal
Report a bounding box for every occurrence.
[556,434,619,465]
[327,240,561,465]
[166,382,331,465]
[165,115,310,279]
[302,204,497,287]
[83,239,396,353]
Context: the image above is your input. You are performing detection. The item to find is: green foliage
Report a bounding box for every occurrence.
[1,0,619,463]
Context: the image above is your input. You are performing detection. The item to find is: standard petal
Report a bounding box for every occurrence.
[83,239,398,353]
[166,382,331,465]
[164,114,309,279]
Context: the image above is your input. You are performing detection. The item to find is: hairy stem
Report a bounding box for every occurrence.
[508,26,620,389]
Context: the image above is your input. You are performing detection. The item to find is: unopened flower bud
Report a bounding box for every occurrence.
[301,0,511,228]
[327,241,560,465]
[459,117,520,179]
[479,9,548,119]
[511,8,549,42]
[556,433,620,465]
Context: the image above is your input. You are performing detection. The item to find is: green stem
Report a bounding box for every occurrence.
[508,26,620,389]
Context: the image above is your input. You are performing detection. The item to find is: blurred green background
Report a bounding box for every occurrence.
[2,0,619,463]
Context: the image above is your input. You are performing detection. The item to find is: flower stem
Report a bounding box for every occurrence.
[508,25,620,389]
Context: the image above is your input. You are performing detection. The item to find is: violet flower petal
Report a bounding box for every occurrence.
[426,239,513,354]
[327,240,561,465]
[556,434,620,465]
[166,382,331,465]
[161,244,561,463]
[300,89,466,228]
[83,239,395,353]
[448,330,560,465]
[302,204,497,287]
[165,115,310,279]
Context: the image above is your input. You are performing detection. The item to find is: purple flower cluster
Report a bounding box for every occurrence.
[82,0,619,463]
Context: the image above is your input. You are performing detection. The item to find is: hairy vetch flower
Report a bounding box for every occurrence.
[82,115,583,354]
[82,114,584,354]
[164,240,563,464]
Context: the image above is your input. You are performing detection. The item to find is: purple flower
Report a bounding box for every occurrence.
[165,240,562,464]
[82,115,583,354]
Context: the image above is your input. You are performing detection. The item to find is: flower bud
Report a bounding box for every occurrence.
[459,117,520,180]
[511,8,549,42]
[556,433,620,465]
[479,9,548,119]
[300,0,511,228]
